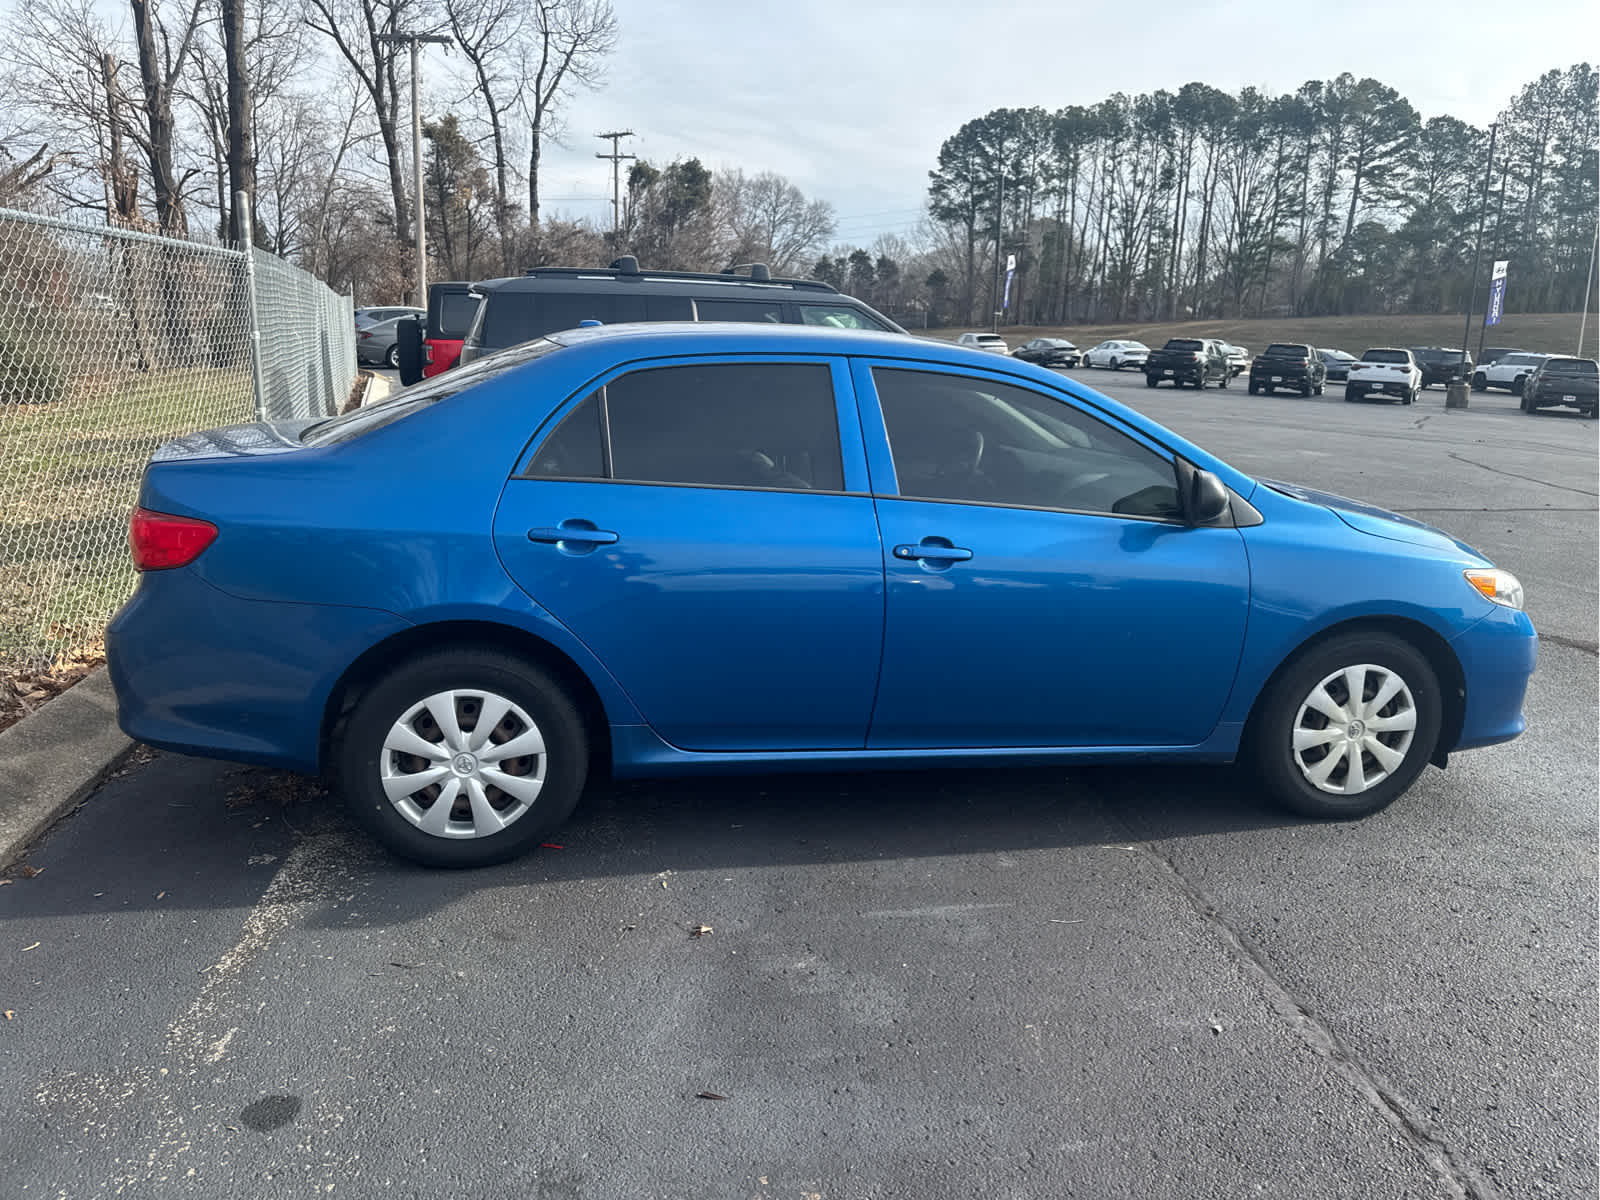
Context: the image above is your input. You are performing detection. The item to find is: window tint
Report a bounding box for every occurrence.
[873,369,1180,519]
[1165,339,1205,351]
[433,292,481,338]
[481,292,620,348]
[798,304,888,330]
[1264,343,1308,357]
[1363,350,1409,363]
[694,298,786,323]
[528,393,605,478]
[605,363,843,490]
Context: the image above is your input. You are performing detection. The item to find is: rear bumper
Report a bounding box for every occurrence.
[106,569,411,772]
[1449,605,1537,751]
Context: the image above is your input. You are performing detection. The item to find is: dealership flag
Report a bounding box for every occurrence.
[1003,253,1017,310]
[1485,260,1509,327]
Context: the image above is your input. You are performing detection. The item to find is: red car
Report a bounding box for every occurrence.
[422,282,480,379]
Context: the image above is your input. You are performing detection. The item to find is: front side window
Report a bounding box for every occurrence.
[528,363,844,491]
[872,369,1180,519]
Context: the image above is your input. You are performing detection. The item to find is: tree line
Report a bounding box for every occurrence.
[925,66,1598,327]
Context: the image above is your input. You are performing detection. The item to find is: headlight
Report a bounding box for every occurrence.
[1464,568,1524,610]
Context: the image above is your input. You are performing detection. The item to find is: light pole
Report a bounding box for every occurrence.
[378,31,451,306]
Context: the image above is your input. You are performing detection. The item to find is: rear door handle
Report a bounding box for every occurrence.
[893,540,972,563]
[528,520,618,548]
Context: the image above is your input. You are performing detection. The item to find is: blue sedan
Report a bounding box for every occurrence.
[108,324,1537,867]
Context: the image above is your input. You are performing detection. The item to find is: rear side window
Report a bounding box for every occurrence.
[431,291,480,338]
[694,298,785,323]
[528,363,845,491]
[798,304,889,331]
[1166,339,1205,351]
[1264,344,1306,357]
[1545,359,1596,376]
[1364,350,1409,364]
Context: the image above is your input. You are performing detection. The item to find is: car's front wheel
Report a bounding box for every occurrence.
[336,649,589,867]
[1248,632,1443,819]
[385,344,400,368]
[1471,372,1487,392]
[1110,357,1121,370]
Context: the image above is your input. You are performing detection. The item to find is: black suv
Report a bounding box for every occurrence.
[1521,357,1598,418]
[1408,346,1473,388]
[458,257,903,364]
[1248,343,1326,396]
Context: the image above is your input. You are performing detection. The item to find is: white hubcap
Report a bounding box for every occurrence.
[1292,663,1417,795]
[380,689,547,839]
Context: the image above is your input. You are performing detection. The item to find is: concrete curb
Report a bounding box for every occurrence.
[0,668,132,868]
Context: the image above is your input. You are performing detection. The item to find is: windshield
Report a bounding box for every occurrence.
[302,338,565,446]
[1363,350,1409,364]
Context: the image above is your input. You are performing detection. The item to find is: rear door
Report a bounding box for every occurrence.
[493,356,885,752]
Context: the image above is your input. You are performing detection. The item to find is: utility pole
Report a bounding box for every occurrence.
[595,130,636,241]
[1461,122,1498,368]
[378,30,451,306]
[992,140,1007,333]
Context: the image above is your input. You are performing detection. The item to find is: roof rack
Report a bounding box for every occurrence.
[521,257,837,293]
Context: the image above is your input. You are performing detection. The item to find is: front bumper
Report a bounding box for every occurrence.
[1449,604,1538,751]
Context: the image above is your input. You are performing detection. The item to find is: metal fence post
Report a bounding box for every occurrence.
[235,190,267,422]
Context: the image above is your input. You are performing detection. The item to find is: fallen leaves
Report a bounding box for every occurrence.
[0,639,105,734]
[689,924,713,938]
[19,864,41,879]
[4,1011,14,1021]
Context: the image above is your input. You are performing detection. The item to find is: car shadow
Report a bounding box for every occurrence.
[2,752,1307,927]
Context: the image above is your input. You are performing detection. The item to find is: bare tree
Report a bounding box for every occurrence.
[445,0,525,272]
[127,0,206,233]
[304,0,419,259]
[714,169,835,275]
[518,0,616,236]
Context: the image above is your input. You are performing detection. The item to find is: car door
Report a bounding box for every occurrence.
[853,361,1251,749]
[493,357,885,752]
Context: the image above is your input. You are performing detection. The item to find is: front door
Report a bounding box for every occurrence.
[856,363,1251,749]
[493,358,884,752]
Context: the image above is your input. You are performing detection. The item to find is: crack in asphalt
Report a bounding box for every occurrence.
[1445,452,1599,498]
[1538,632,1600,656]
[1101,797,1505,1200]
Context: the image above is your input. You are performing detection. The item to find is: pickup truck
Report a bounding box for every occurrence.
[1345,348,1422,405]
[1248,343,1326,396]
[1142,338,1231,389]
[1521,357,1598,417]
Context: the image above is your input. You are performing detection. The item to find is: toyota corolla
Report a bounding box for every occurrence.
[108,324,1537,867]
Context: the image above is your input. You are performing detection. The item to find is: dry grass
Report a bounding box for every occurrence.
[928,312,1595,358]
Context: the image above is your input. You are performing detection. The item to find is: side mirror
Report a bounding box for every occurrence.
[1175,459,1231,526]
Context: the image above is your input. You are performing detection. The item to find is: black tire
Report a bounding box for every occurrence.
[1471,372,1487,392]
[1145,374,1159,387]
[1247,631,1443,820]
[1520,391,1532,412]
[1300,381,1313,398]
[1218,371,1229,389]
[1404,387,1416,405]
[1248,380,1259,395]
[1314,382,1325,396]
[336,649,589,867]
[1110,357,1121,370]
[1192,373,1205,390]
[1344,386,1359,403]
[1513,375,1527,396]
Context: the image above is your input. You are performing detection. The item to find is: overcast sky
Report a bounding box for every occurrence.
[521,0,1588,251]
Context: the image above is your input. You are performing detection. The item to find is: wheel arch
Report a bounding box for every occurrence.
[1241,615,1466,768]
[320,620,614,777]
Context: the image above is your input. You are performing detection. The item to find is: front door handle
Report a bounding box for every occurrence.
[528,520,618,549]
[893,540,972,564]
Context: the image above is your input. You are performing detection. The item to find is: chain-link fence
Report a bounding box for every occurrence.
[0,206,355,674]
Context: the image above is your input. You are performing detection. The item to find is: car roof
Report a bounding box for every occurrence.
[547,322,955,359]
[475,269,841,299]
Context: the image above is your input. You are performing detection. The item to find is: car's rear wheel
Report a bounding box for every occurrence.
[336,649,588,867]
[1344,386,1359,403]
[1110,357,1121,370]
[1300,381,1312,398]
[1218,371,1229,389]
[1513,375,1528,396]
[1145,374,1158,387]
[1248,380,1259,395]
[1404,387,1416,405]
[1471,372,1487,392]
[385,344,400,368]
[1248,632,1442,820]
[1314,382,1325,396]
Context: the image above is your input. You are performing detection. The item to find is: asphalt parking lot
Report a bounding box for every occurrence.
[3,371,1595,1199]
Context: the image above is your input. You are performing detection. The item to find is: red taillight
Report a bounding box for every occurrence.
[129,507,217,571]
[359,330,372,339]
[424,342,434,363]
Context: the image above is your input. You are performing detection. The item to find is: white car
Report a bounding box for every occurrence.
[1472,351,1550,395]
[956,331,1009,355]
[1083,339,1150,370]
[1222,344,1249,376]
[1345,348,1423,405]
